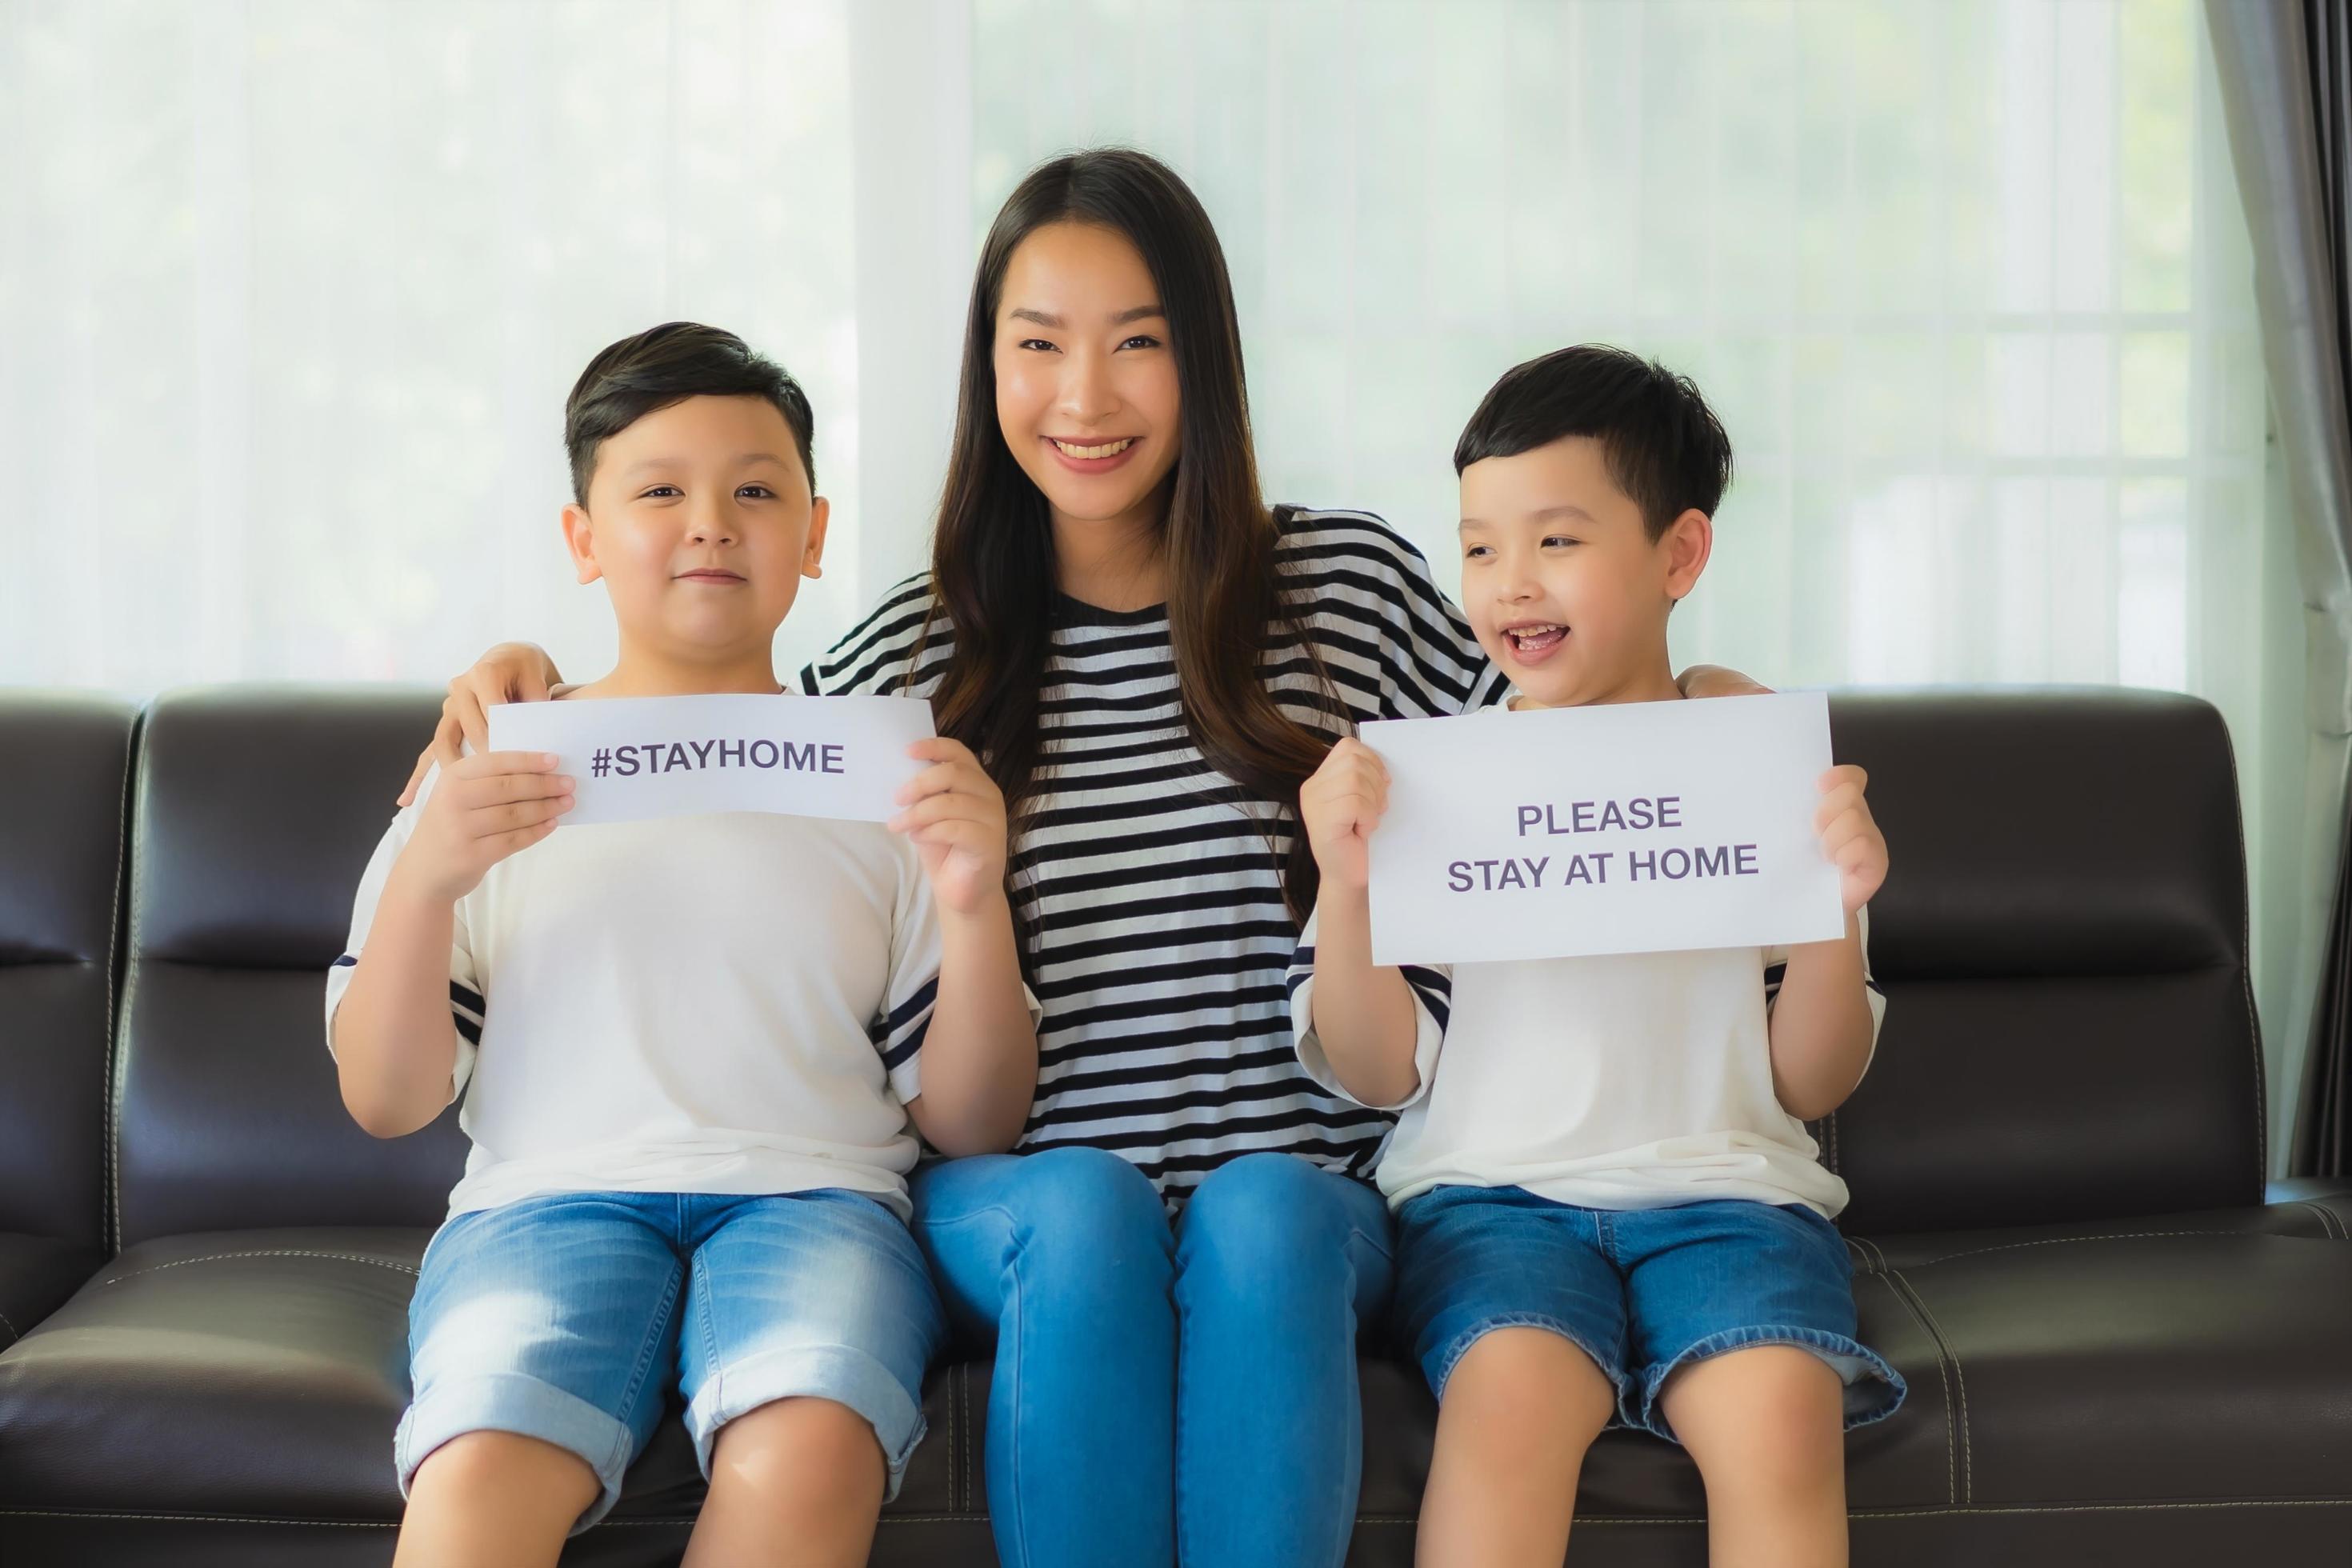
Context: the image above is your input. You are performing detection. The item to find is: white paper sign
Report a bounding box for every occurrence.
[1362,692,1845,966]
[487,693,934,826]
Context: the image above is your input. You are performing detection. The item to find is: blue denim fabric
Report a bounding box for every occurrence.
[1393,1184,1905,1441]
[401,1188,945,1530]
[910,1148,1394,1568]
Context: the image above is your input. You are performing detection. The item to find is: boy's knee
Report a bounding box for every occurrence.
[411,1429,600,1504]
[714,1396,885,1489]
[1446,1327,1617,1448]
[1658,1345,1843,1470]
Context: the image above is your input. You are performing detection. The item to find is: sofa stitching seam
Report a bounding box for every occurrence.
[1888,1265,1971,1506]
[98,1250,421,1286]
[1862,1266,1953,1505]
[1916,1229,2270,1266]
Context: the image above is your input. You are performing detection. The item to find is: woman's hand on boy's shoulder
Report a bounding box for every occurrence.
[398,642,565,806]
[890,738,1009,918]
[1676,664,1776,699]
[1815,764,1887,914]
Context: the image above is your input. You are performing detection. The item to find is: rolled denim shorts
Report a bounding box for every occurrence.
[400,1188,945,1532]
[1393,1184,1905,1442]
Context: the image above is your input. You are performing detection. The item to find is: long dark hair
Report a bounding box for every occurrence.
[925,147,1335,935]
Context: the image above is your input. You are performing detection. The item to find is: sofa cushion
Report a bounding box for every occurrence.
[0,1234,103,1353]
[0,1229,430,1515]
[1839,1226,2352,1504]
[1854,1192,2346,1273]
[1354,1214,2352,1519]
[114,689,469,1249]
[1827,690,2265,1234]
[0,1228,971,1528]
[3,1218,2345,1561]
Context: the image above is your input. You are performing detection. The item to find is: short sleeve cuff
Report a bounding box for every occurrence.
[1286,965,1444,1113]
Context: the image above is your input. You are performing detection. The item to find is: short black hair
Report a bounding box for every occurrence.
[1453,344,1732,538]
[563,322,815,505]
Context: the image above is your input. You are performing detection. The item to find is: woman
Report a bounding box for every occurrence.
[408,147,1759,1568]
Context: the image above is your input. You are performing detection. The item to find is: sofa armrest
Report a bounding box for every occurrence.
[2267,1177,2352,1238]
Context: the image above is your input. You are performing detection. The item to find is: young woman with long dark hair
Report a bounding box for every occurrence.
[408,147,1761,1567]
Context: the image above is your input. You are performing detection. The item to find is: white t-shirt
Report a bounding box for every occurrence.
[1287,918,1885,1218]
[326,767,955,1220]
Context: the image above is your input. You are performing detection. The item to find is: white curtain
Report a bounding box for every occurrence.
[1,0,871,690]
[0,0,2314,1165]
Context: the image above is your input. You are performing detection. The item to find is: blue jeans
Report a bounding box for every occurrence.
[402,1189,945,1530]
[910,1148,1394,1568]
[1393,1185,1905,1440]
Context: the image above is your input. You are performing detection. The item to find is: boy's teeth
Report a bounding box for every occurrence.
[1054,438,1134,459]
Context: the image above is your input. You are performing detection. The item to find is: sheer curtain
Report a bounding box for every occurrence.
[0,0,2314,1162]
[0,0,870,691]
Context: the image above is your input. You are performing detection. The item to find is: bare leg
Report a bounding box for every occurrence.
[1418,1327,1619,1568]
[394,1430,600,1568]
[1655,1345,1847,1568]
[682,1396,887,1568]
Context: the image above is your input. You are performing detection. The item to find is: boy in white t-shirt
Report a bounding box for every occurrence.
[1290,346,1902,1568]
[326,323,1038,1568]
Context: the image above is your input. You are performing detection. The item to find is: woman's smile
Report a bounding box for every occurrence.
[1045,434,1143,474]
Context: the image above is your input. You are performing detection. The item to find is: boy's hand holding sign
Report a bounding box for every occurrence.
[1306,690,1882,968]
[395,750,575,904]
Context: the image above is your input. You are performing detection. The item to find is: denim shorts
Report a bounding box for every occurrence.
[1392,1185,1905,1442]
[400,1188,946,1531]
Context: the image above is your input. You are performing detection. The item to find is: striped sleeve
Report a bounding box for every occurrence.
[1285,907,1450,1112]
[870,843,942,1102]
[800,572,955,699]
[323,766,483,1105]
[1274,509,1510,722]
[1764,906,1887,1074]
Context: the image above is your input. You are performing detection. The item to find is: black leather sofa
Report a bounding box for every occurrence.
[0,683,2347,1566]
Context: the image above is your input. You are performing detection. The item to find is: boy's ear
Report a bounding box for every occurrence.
[561,503,602,586]
[1661,508,1713,602]
[801,495,830,581]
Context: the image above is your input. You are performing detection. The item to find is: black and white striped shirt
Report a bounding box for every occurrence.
[801,508,1507,1202]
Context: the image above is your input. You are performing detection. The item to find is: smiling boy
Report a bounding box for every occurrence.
[326,322,1036,1568]
[1290,345,1904,1567]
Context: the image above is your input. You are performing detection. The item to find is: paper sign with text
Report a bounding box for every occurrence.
[487,693,934,826]
[1362,692,1844,966]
